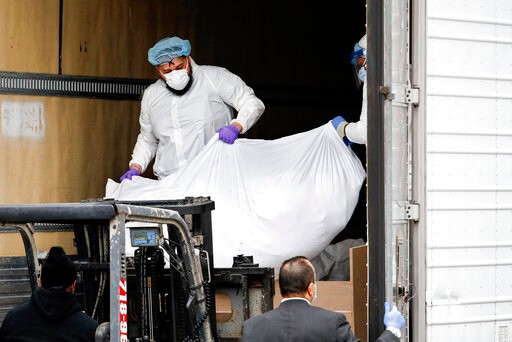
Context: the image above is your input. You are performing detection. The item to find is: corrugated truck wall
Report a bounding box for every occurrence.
[0,0,196,255]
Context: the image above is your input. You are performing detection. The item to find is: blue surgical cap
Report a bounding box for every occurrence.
[148,37,192,66]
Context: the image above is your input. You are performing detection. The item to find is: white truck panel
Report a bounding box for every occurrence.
[425,0,512,340]
[430,323,505,341]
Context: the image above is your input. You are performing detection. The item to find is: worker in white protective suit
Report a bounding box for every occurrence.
[119,36,265,181]
[331,34,367,145]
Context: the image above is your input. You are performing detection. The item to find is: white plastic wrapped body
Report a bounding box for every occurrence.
[106,122,365,272]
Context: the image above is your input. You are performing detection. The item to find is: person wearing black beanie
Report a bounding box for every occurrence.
[0,246,98,341]
[40,246,78,289]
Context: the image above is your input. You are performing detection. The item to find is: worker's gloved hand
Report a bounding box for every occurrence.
[218,124,240,144]
[331,115,347,129]
[331,116,353,147]
[342,137,353,147]
[383,301,405,330]
[119,168,140,182]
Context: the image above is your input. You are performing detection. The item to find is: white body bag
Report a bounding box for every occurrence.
[106,122,365,272]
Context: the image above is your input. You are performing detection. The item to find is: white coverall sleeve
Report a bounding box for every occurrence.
[345,82,367,145]
[128,95,158,173]
[215,70,265,134]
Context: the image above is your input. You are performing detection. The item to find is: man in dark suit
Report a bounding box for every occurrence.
[242,256,405,342]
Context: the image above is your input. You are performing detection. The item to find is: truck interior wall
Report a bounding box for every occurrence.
[0,0,60,73]
[0,95,140,202]
[0,232,75,257]
[61,0,196,78]
[0,0,196,201]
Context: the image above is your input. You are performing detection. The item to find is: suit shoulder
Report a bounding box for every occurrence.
[245,309,278,325]
[309,305,348,321]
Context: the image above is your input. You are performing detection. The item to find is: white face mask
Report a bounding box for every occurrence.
[311,283,318,302]
[358,67,367,83]
[165,58,190,90]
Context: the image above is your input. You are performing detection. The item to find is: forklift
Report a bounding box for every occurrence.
[0,197,274,342]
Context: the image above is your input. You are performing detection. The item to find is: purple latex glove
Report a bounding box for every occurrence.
[218,124,240,144]
[119,168,139,182]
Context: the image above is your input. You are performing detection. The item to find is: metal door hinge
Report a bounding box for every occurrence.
[406,87,420,105]
[393,201,420,221]
[381,84,420,104]
[379,85,394,100]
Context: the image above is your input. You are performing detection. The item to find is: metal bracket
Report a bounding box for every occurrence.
[405,202,420,221]
[379,85,394,100]
[380,84,420,105]
[406,87,420,105]
[393,201,420,221]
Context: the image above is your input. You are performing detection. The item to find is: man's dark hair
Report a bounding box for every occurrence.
[278,256,315,297]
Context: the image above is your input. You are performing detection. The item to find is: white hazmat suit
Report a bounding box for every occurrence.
[345,34,368,145]
[129,58,265,179]
[344,82,367,144]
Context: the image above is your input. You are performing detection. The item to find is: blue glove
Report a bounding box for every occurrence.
[119,168,139,182]
[343,137,353,147]
[331,116,353,147]
[218,124,240,144]
[383,301,405,330]
[331,115,347,129]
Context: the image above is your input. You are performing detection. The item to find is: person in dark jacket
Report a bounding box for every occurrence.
[242,256,405,342]
[0,246,98,342]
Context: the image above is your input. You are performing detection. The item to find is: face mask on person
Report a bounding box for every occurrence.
[311,283,318,302]
[165,58,190,90]
[358,66,367,84]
